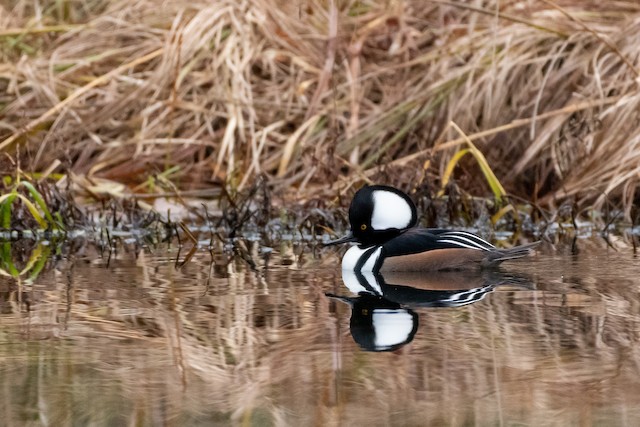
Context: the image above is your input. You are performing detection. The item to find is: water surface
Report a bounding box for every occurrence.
[1,238,639,426]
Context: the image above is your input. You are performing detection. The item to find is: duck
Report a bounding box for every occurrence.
[339,268,532,307]
[326,291,419,352]
[325,185,539,272]
[326,269,532,352]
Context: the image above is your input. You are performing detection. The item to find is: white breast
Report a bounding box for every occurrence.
[341,269,382,295]
[342,246,382,272]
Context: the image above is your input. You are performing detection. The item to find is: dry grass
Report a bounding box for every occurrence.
[2,0,640,215]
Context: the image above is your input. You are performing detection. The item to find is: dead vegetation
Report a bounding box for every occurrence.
[2,0,640,219]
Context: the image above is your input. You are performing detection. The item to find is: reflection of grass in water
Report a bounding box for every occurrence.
[3,342,135,426]
[1,242,640,424]
[0,241,51,282]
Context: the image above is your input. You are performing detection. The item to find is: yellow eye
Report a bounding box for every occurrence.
[360,224,367,231]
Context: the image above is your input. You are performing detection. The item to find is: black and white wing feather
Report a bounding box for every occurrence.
[381,228,495,257]
[430,230,496,251]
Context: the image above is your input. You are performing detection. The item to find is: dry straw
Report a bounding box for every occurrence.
[2,0,640,215]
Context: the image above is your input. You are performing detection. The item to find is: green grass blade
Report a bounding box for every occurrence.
[20,243,44,276]
[16,194,47,228]
[0,243,19,277]
[19,181,56,225]
[450,121,507,203]
[28,246,51,281]
[438,148,470,197]
[0,193,16,229]
[0,193,17,204]
[491,204,521,226]
[468,145,507,203]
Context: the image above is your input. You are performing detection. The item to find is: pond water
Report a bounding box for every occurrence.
[1,237,640,426]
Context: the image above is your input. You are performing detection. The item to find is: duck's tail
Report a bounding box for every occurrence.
[482,241,541,267]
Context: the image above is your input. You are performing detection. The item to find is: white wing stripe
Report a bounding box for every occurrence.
[445,287,492,305]
[439,234,495,250]
[441,230,494,243]
[440,231,495,248]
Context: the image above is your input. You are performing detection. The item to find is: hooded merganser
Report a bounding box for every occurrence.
[326,185,539,272]
[327,291,419,352]
[339,269,531,308]
[326,269,533,351]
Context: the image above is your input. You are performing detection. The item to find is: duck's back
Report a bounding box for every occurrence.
[378,228,537,272]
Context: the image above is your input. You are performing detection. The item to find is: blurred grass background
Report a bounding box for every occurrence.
[1,0,640,218]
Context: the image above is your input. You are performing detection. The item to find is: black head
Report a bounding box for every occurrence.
[325,292,419,352]
[349,294,419,352]
[347,185,418,246]
[324,185,418,247]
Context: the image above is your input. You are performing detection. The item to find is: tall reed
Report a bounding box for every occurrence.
[2,1,640,215]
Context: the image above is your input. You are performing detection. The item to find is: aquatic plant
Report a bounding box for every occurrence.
[0,176,65,232]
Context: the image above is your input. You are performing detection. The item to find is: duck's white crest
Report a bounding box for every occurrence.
[371,190,413,231]
[372,309,415,349]
[342,246,381,272]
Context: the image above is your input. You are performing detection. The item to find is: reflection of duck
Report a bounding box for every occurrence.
[327,293,419,352]
[328,269,532,352]
[326,185,539,272]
